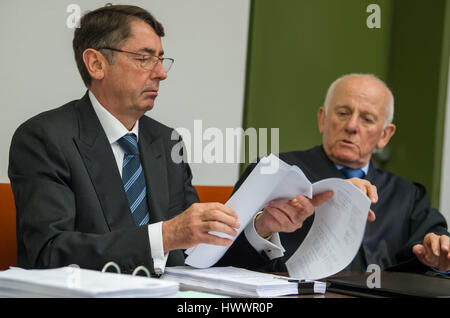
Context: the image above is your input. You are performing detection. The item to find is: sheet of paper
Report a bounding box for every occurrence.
[185,154,312,268]
[285,178,370,280]
[163,266,325,297]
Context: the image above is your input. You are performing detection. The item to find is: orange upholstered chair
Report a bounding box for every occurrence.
[0,183,17,270]
[194,185,234,204]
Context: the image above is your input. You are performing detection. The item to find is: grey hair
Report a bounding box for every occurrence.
[323,73,394,127]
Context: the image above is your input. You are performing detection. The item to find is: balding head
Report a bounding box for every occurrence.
[324,74,394,128]
[318,74,397,168]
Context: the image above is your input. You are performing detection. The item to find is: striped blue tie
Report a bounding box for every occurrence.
[117,134,150,226]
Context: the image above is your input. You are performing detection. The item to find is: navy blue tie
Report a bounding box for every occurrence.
[340,167,365,179]
[117,134,150,226]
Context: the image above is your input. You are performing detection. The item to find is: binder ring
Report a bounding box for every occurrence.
[102,261,121,274]
[132,265,150,277]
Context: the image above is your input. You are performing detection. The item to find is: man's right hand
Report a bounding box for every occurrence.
[162,203,240,253]
[254,192,333,239]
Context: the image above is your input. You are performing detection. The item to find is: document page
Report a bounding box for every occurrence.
[285,178,370,280]
[185,154,312,268]
[167,266,294,287]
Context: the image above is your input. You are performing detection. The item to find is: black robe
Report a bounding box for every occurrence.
[219,146,449,274]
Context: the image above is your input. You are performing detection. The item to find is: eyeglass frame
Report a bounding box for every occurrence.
[98,47,174,72]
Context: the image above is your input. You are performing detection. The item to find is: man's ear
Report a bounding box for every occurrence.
[82,49,106,81]
[376,123,396,149]
[318,106,326,134]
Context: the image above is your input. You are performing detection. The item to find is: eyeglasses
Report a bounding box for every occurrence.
[98,47,174,73]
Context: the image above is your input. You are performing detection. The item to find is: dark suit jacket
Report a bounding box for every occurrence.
[219,146,449,273]
[8,92,199,273]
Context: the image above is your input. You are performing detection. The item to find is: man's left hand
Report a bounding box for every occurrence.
[346,177,377,222]
[412,233,450,272]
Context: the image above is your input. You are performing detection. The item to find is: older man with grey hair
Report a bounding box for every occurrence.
[219,73,450,275]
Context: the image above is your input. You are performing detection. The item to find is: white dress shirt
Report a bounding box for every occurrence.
[89,91,168,274]
[244,212,285,259]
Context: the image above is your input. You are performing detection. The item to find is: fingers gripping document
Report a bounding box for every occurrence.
[185,154,371,281]
[185,154,312,268]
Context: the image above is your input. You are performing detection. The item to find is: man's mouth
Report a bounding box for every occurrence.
[143,89,158,96]
[340,139,357,147]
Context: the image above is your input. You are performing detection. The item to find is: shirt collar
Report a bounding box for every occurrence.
[335,162,370,176]
[89,90,139,144]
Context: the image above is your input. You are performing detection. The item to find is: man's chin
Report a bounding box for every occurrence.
[137,100,155,112]
[332,152,362,168]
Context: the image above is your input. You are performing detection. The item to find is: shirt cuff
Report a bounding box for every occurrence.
[148,221,169,275]
[244,212,285,260]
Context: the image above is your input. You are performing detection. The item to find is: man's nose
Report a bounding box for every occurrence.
[345,114,359,133]
[150,61,168,80]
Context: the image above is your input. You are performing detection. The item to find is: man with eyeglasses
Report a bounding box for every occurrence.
[8,5,376,276]
[7,4,247,275]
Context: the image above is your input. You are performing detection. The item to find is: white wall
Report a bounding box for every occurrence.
[440,53,450,223]
[0,0,250,186]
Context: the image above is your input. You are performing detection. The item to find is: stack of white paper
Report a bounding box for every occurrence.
[0,266,179,298]
[162,266,326,297]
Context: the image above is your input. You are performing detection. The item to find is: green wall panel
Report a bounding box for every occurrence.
[387,0,449,207]
[243,0,393,162]
[243,0,450,207]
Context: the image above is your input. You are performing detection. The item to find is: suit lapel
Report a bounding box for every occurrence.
[298,146,344,181]
[72,93,135,231]
[138,119,169,223]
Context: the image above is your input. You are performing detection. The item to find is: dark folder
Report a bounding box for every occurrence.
[327,271,450,298]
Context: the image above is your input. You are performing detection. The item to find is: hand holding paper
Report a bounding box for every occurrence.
[255,177,377,238]
[185,154,373,277]
[286,178,371,280]
[162,202,240,253]
[344,177,378,222]
[255,192,334,238]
